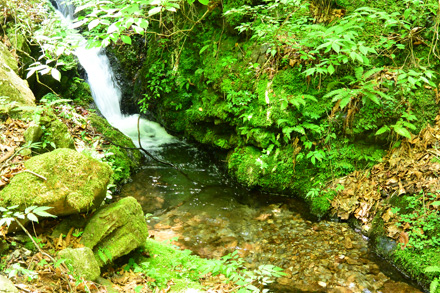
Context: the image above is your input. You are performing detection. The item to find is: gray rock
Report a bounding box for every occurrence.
[0,275,18,293]
[58,247,101,281]
[81,197,149,267]
[375,235,397,259]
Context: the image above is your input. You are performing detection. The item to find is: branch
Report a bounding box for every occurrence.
[14,220,73,291]
[135,117,198,184]
[147,6,213,38]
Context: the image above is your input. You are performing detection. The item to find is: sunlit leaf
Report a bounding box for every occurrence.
[27,213,39,223]
[148,7,162,16]
[88,18,100,30]
[51,68,61,82]
[375,126,390,135]
[393,125,411,139]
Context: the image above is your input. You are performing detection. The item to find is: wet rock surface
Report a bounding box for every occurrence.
[121,144,422,293]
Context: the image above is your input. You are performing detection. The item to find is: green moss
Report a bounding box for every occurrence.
[88,113,141,183]
[47,119,75,149]
[139,239,205,291]
[227,146,262,187]
[0,148,112,214]
[81,197,148,267]
[393,247,440,288]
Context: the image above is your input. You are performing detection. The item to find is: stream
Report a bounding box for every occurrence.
[119,143,421,293]
[53,1,424,291]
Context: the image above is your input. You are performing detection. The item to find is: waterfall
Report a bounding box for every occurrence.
[53,0,175,150]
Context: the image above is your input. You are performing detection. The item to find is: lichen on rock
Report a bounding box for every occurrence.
[0,148,112,216]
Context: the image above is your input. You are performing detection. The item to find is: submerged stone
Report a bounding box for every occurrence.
[0,148,112,216]
[58,247,101,281]
[80,196,148,267]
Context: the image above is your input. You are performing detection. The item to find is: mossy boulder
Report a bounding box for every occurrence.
[0,40,18,73]
[58,247,101,281]
[0,148,112,216]
[80,196,148,267]
[23,122,43,144]
[46,119,76,149]
[0,41,35,106]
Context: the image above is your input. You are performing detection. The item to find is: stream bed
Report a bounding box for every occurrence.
[120,142,422,293]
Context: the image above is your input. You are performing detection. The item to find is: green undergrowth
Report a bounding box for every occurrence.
[125,238,284,292]
[115,0,439,220]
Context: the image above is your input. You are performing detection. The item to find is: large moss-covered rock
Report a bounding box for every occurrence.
[81,196,148,267]
[58,247,101,281]
[0,41,35,106]
[0,148,112,216]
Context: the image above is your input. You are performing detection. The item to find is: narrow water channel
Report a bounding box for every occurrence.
[120,142,422,293]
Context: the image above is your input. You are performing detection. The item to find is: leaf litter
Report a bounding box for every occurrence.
[328,113,440,239]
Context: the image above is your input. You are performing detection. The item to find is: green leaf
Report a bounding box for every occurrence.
[430,279,439,293]
[138,19,149,29]
[339,96,351,109]
[327,64,335,75]
[424,266,440,273]
[431,201,440,206]
[199,44,210,55]
[51,68,61,82]
[403,8,411,19]
[187,0,195,4]
[120,35,132,45]
[332,42,340,54]
[198,0,209,5]
[393,125,412,139]
[359,45,369,55]
[355,67,364,80]
[363,67,384,80]
[88,18,100,30]
[33,210,56,218]
[375,125,390,135]
[148,6,162,16]
[132,25,144,35]
[27,213,39,223]
[107,23,119,34]
[25,206,37,214]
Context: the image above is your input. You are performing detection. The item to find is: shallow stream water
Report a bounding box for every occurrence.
[120,142,422,293]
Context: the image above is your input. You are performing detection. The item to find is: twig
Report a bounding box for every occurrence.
[22,170,47,181]
[135,117,198,184]
[14,220,73,291]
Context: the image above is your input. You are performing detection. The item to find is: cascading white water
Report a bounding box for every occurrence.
[54,0,175,150]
